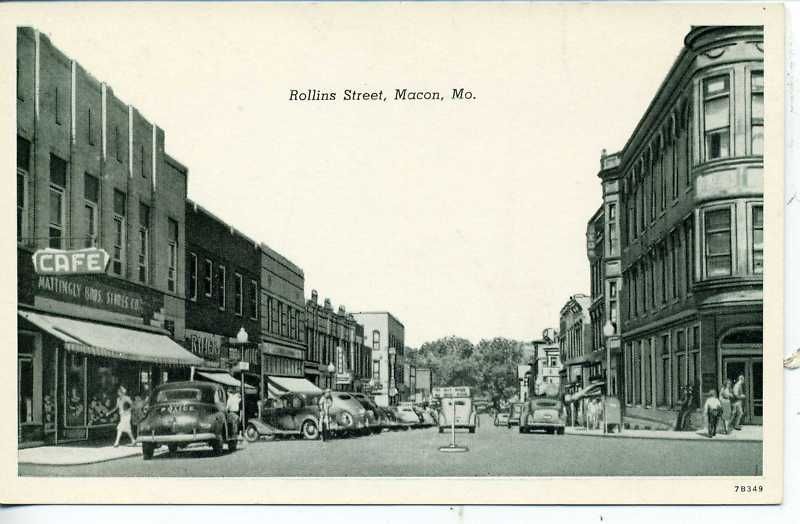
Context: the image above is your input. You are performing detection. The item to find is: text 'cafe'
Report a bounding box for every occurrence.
[18,248,199,447]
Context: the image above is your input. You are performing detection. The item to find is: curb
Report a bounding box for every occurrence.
[565,430,763,443]
[18,447,169,467]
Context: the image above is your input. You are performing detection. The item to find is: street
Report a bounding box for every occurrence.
[19,419,762,477]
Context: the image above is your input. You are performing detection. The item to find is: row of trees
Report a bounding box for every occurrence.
[405,336,528,408]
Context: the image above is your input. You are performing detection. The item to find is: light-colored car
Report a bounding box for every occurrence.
[392,405,422,429]
[136,381,239,459]
[437,396,477,433]
[507,402,524,427]
[494,412,510,426]
[520,397,566,434]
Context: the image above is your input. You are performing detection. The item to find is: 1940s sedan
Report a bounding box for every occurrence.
[244,391,368,441]
[136,381,240,460]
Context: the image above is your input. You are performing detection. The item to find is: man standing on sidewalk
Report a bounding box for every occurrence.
[730,375,746,430]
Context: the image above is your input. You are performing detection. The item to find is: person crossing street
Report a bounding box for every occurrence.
[318,389,334,442]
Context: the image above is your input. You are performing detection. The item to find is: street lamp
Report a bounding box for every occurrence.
[235,327,248,438]
[327,362,335,390]
[602,320,615,434]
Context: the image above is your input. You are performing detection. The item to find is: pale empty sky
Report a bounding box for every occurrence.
[16,4,702,346]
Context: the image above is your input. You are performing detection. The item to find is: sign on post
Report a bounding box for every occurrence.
[33,248,110,275]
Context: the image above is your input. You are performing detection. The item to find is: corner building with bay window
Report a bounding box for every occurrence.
[17,27,201,447]
[612,26,763,427]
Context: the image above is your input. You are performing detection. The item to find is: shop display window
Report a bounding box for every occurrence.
[64,353,86,427]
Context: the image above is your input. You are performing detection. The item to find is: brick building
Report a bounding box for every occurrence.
[352,312,405,406]
[612,26,764,427]
[16,27,202,446]
[558,294,594,397]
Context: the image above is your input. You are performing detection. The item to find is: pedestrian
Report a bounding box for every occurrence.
[227,388,242,436]
[110,385,134,447]
[719,378,733,435]
[730,374,746,430]
[704,389,723,438]
[594,398,604,430]
[318,388,334,442]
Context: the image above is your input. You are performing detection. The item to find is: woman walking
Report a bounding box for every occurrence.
[110,385,134,447]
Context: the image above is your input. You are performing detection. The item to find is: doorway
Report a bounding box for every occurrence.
[721,357,763,425]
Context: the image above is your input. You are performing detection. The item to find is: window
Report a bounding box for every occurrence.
[114,126,122,162]
[140,144,146,178]
[49,155,68,249]
[167,219,178,292]
[290,309,297,339]
[685,217,695,287]
[372,330,381,351]
[659,145,666,210]
[217,265,226,310]
[671,231,680,298]
[660,334,671,407]
[608,203,618,255]
[704,208,732,277]
[703,75,731,160]
[203,259,213,297]
[84,173,100,247]
[55,86,62,125]
[137,203,150,283]
[112,190,126,275]
[281,303,288,336]
[659,244,667,303]
[373,360,380,381]
[249,280,258,319]
[87,107,95,145]
[649,153,656,221]
[751,71,764,155]
[642,261,649,313]
[752,205,763,274]
[271,298,279,334]
[234,273,243,315]
[188,253,198,300]
[17,137,31,243]
[685,106,693,186]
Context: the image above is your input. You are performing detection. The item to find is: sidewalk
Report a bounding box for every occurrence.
[18,443,150,466]
[565,425,762,442]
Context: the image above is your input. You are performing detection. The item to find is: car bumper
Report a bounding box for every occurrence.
[137,432,217,443]
[522,423,564,429]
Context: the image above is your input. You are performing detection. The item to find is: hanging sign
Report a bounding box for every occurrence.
[33,248,110,275]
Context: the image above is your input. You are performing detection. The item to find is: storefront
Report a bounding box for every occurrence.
[718,327,763,425]
[18,310,203,446]
[261,343,305,402]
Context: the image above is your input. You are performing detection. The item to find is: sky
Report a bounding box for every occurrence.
[17,4,694,347]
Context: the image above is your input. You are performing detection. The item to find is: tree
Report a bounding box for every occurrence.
[474,338,526,409]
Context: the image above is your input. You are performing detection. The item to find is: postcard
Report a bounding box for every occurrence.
[0,1,784,504]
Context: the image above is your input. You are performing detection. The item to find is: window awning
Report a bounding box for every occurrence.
[19,310,204,367]
[196,370,257,394]
[266,376,321,397]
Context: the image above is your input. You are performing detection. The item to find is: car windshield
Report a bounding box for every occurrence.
[155,388,203,403]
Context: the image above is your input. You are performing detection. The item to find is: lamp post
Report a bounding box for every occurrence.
[602,320,615,434]
[327,362,335,390]
[235,327,249,438]
[388,347,396,406]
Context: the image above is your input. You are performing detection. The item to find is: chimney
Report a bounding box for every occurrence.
[324,298,332,310]
[338,305,346,316]
[311,289,318,304]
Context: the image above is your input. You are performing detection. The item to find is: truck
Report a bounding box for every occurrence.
[433,386,477,434]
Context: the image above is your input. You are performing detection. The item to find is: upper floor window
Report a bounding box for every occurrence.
[112,190,126,276]
[167,219,179,292]
[752,205,764,274]
[373,330,381,351]
[607,203,618,255]
[751,71,764,156]
[17,136,31,243]
[203,259,213,297]
[249,280,258,319]
[49,155,68,249]
[217,265,227,310]
[234,273,243,315]
[704,207,732,278]
[84,173,100,247]
[188,253,198,301]
[703,75,731,161]
[137,203,150,283]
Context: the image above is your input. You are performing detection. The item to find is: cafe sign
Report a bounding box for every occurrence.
[33,248,110,275]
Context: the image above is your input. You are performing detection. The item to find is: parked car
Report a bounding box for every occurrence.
[494,411,510,426]
[244,391,368,442]
[392,404,422,429]
[507,402,524,428]
[519,397,566,434]
[350,392,384,434]
[437,396,477,433]
[419,407,437,427]
[376,406,400,430]
[136,381,239,460]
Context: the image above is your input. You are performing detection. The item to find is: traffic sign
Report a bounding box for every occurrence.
[32,248,110,275]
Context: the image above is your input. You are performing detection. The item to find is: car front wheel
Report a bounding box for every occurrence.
[302,420,320,440]
[244,424,260,443]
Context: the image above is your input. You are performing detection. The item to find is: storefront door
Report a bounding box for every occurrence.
[722,357,763,425]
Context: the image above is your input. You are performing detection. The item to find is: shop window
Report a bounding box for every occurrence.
[65,353,87,428]
[112,190,126,276]
[188,253,198,300]
[703,75,731,160]
[168,219,179,292]
[217,265,226,310]
[138,203,150,283]
[18,355,34,425]
[752,205,764,274]
[84,173,100,248]
[704,207,733,277]
[751,71,764,155]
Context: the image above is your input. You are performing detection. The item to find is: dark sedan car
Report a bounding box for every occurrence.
[136,381,239,460]
[519,397,566,434]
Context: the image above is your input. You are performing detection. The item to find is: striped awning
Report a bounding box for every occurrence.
[19,310,204,367]
[266,376,321,397]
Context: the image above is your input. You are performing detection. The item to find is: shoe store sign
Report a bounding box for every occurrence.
[32,248,110,275]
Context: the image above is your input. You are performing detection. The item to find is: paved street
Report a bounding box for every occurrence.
[19,420,762,477]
